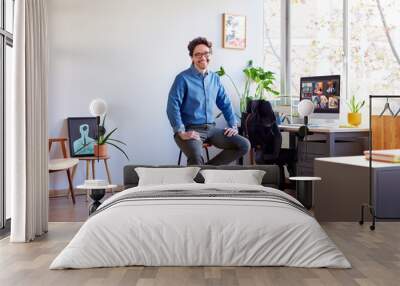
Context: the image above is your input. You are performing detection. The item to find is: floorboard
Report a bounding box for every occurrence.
[1,221,400,286]
[49,193,113,222]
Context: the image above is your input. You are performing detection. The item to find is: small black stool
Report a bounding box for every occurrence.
[178,143,211,165]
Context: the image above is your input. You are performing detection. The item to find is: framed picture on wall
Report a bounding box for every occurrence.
[67,117,97,157]
[222,13,246,50]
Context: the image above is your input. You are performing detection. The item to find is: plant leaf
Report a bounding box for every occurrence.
[101,113,107,128]
[216,66,225,76]
[107,138,127,145]
[106,141,130,160]
[102,127,118,143]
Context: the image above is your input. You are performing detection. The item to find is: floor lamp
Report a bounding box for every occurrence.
[293,99,319,209]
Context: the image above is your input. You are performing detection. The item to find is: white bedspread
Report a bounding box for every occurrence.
[50,183,351,269]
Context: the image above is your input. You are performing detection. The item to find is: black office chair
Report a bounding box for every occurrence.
[245,100,296,190]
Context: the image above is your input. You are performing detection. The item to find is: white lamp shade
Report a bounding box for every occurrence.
[298,99,314,117]
[89,99,108,116]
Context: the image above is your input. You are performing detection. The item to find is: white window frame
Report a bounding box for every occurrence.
[0,0,14,231]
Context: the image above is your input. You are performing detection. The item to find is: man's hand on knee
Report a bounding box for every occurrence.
[178,131,201,141]
[224,127,238,137]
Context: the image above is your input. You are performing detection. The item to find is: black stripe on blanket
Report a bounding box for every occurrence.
[90,189,311,217]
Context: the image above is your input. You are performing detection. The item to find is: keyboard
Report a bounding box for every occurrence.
[280,123,336,128]
[279,123,303,127]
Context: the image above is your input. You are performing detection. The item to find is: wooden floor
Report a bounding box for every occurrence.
[1,221,400,286]
[49,193,113,222]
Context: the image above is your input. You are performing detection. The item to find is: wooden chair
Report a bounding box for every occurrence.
[48,138,79,204]
[177,143,211,165]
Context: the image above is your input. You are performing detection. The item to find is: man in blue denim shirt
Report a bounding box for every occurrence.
[167,37,250,165]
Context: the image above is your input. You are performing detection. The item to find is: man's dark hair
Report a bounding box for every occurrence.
[188,37,212,57]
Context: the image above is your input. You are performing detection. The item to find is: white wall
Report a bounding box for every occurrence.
[47,0,264,189]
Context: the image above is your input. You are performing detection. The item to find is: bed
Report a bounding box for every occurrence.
[50,165,350,269]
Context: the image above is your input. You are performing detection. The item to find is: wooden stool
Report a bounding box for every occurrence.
[177,143,211,165]
[71,156,113,200]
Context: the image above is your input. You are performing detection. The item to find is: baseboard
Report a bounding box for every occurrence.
[49,185,124,198]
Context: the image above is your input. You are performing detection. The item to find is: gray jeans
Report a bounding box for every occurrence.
[174,124,250,165]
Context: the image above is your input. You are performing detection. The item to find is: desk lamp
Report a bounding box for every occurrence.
[294,99,316,209]
[298,99,314,126]
[89,99,108,158]
[297,99,314,161]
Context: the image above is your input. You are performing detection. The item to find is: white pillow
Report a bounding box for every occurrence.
[135,167,200,186]
[200,169,266,185]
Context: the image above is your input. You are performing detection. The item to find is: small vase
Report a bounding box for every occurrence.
[348,112,361,127]
[94,144,108,157]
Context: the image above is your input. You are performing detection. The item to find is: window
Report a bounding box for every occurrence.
[1,0,14,231]
[264,0,400,115]
[290,0,343,107]
[263,0,282,103]
[349,0,400,99]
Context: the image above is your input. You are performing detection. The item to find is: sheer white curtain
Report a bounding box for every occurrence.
[9,0,48,242]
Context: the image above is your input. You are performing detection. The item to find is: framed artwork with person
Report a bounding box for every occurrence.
[67,117,97,157]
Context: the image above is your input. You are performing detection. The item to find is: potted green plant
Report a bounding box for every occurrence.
[243,65,279,100]
[217,60,279,115]
[94,115,129,160]
[346,95,365,127]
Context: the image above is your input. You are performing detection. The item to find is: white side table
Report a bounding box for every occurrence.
[289,177,321,209]
[77,184,117,214]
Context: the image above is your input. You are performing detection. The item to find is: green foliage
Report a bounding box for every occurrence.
[346,95,365,113]
[216,66,226,77]
[217,60,280,113]
[97,115,129,160]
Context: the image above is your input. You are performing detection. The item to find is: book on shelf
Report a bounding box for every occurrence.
[364,149,400,163]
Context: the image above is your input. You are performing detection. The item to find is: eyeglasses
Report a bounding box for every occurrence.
[193,52,211,59]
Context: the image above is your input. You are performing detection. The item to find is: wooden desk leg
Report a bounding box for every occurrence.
[86,160,90,202]
[104,159,113,194]
[88,160,96,202]
[91,160,96,179]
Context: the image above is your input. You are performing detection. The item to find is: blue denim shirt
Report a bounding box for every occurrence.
[167,65,237,133]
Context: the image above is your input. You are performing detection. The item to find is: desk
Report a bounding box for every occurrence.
[279,125,369,176]
[314,156,400,221]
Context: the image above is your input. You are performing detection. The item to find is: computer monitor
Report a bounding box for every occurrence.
[300,75,340,122]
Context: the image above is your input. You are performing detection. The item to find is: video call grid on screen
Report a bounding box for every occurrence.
[300,75,340,114]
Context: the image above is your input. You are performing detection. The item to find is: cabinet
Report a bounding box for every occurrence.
[294,133,366,176]
[314,156,400,221]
